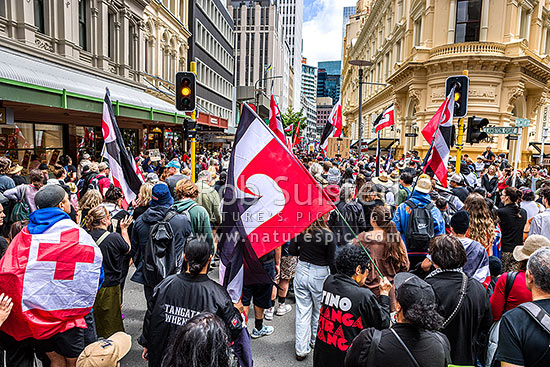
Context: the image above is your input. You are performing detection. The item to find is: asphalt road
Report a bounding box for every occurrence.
[120,267,314,367]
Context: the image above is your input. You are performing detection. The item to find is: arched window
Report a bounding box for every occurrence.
[455,0,482,43]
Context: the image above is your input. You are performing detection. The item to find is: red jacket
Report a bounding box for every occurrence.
[489,270,532,321]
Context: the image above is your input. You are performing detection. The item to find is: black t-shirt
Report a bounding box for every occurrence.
[288,228,336,266]
[495,299,550,366]
[88,228,129,287]
[497,204,527,252]
[483,150,496,161]
[344,324,451,367]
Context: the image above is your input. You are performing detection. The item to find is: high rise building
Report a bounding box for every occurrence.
[229,0,289,113]
[316,97,333,138]
[317,61,342,104]
[301,59,317,140]
[342,6,356,60]
[279,0,303,110]
[189,0,235,141]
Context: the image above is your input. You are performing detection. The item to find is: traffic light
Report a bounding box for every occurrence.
[445,75,469,118]
[183,118,197,139]
[176,72,196,112]
[466,116,489,144]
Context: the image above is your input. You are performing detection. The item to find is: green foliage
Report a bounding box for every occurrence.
[281,106,307,134]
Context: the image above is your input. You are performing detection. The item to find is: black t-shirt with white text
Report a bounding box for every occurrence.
[89,228,129,287]
[495,299,550,367]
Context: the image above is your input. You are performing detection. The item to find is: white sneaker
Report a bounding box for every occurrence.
[275,303,292,316]
[264,306,274,320]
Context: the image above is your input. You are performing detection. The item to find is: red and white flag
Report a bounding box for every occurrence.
[293,120,301,147]
[373,105,395,133]
[320,99,343,154]
[102,88,144,207]
[218,105,334,302]
[422,86,456,187]
[284,124,294,134]
[269,89,286,143]
[0,219,102,340]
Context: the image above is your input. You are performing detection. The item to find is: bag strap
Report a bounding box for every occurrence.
[367,329,382,367]
[404,200,416,209]
[442,272,468,329]
[164,210,178,223]
[390,328,420,367]
[96,231,110,247]
[518,302,550,335]
[425,202,434,211]
[503,271,519,314]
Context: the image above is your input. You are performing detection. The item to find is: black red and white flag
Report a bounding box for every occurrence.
[284,124,294,134]
[373,105,395,133]
[269,90,286,143]
[218,105,334,302]
[320,99,343,155]
[293,120,301,147]
[101,88,143,207]
[422,85,456,187]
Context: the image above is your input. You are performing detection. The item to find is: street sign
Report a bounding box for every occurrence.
[506,135,519,140]
[543,105,550,128]
[483,126,518,135]
[515,118,531,127]
[405,133,418,137]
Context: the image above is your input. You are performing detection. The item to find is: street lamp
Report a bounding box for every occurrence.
[254,75,283,118]
[349,60,373,158]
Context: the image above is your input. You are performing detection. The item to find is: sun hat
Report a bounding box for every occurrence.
[513,234,550,262]
[414,177,432,194]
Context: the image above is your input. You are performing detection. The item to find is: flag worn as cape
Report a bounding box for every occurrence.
[0,209,102,340]
[218,105,334,302]
[102,88,144,207]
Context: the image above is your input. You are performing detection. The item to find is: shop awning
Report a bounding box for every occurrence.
[351,138,399,150]
[0,47,188,124]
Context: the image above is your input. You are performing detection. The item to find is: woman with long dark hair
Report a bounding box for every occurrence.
[289,213,336,361]
[498,187,527,272]
[355,206,409,311]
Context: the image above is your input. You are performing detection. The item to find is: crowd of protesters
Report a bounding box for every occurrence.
[0,142,547,367]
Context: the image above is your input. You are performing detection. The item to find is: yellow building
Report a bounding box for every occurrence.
[342,0,550,166]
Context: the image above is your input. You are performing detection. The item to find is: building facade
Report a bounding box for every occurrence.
[301,60,317,102]
[342,0,550,166]
[342,6,357,60]
[0,0,188,166]
[279,0,303,110]
[190,0,234,145]
[317,96,333,137]
[317,60,342,104]
[229,0,289,113]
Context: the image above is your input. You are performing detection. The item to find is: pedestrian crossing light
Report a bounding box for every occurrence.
[466,116,489,144]
[176,72,196,112]
[446,75,469,118]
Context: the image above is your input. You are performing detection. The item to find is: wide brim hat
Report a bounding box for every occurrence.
[8,165,23,175]
[372,173,394,188]
[513,234,550,261]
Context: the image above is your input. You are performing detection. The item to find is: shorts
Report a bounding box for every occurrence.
[242,261,275,309]
[35,326,86,359]
[280,255,298,280]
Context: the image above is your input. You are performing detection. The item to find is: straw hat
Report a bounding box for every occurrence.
[372,172,394,188]
[8,164,23,175]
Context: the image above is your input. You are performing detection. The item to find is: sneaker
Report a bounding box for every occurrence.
[251,325,274,339]
[275,303,292,316]
[296,353,307,361]
[264,307,274,320]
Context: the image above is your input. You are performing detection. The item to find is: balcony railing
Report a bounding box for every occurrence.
[430,42,506,59]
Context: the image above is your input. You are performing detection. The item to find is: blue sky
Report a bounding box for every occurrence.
[302,0,357,67]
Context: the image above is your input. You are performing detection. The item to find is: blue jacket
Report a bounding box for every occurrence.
[392,191,445,251]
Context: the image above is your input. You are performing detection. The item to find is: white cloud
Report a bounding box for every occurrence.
[302,0,357,67]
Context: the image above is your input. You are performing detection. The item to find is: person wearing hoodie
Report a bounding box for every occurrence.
[196,170,222,228]
[392,177,445,268]
[172,179,214,252]
[130,183,192,302]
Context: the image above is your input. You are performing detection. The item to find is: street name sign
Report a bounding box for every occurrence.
[515,118,531,127]
[484,127,518,135]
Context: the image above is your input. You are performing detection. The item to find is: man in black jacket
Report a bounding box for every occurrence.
[130,183,192,302]
[450,174,470,203]
[328,183,366,245]
[425,235,492,366]
[313,245,391,367]
[139,239,244,367]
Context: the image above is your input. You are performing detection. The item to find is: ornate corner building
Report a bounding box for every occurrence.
[342,0,550,166]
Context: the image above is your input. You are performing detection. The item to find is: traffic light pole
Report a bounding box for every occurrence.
[190,61,197,182]
[512,127,522,187]
[455,117,465,174]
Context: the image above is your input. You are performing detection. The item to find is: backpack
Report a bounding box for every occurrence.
[88,174,105,192]
[143,210,183,288]
[77,172,97,199]
[9,185,30,223]
[404,200,435,252]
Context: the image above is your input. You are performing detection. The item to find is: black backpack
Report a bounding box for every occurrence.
[143,210,183,288]
[404,200,435,252]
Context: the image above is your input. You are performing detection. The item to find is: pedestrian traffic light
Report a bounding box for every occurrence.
[445,75,469,118]
[176,72,196,112]
[184,118,197,139]
[466,116,489,144]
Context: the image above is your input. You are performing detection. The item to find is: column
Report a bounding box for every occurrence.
[448,0,457,43]
[480,0,489,41]
[120,7,131,77]
[97,0,109,70]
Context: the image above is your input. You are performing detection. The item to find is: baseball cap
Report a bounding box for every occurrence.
[394,272,436,311]
[414,177,432,194]
[34,185,67,209]
[450,174,463,184]
[77,332,131,367]
[513,234,550,262]
[165,160,181,169]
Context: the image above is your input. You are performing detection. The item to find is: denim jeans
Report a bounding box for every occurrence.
[294,260,330,357]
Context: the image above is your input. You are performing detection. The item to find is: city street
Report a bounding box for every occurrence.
[121,268,312,367]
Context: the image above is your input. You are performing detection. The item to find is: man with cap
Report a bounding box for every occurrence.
[77,332,131,367]
[392,176,446,269]
[449,174,470,203]
[0,157,15,193]
[130,183,193,302]
[345,272,451,367]
[164,160,189,198]
[95,162,111,197]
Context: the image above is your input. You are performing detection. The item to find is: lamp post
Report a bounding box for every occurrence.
[253,75,283,118]
[349,60,373,158]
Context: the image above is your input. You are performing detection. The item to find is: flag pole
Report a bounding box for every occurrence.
[376,131,380,176]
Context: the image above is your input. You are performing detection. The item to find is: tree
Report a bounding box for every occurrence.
[281,106,307,135]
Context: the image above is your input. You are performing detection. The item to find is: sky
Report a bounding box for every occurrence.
[302,0,357,67]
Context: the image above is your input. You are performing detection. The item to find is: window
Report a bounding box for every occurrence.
[455,0,482,43]
[545,29,550,54]
[414,18,422,46]
[398,0,404,19]
[78,0,88,50]
[395,40,401,62]
[108,12,115,59]
[34,0,45,34]
[519,6,531,39]
[128,23,135,68]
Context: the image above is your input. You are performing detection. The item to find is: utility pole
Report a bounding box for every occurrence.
[454,70,468,174]
[190,61,197,182]
[358,68,363,158]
